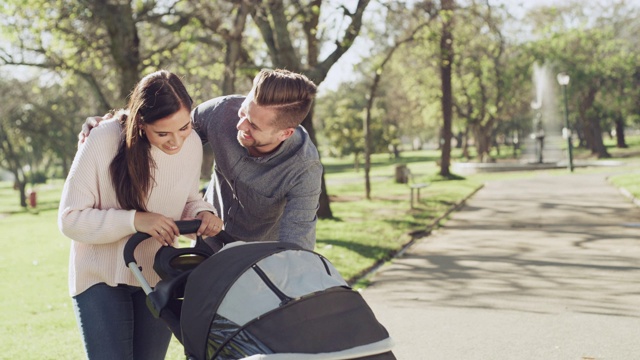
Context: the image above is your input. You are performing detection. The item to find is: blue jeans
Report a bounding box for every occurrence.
[72,283,172,360]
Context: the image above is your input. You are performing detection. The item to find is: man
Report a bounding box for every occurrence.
[81,69,322,250]
[193,69,321,250]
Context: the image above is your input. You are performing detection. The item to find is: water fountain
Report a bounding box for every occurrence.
[523,62,565,165]
[451,62,621,174]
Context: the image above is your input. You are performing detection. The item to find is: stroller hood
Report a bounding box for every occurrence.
[180,241,393,360]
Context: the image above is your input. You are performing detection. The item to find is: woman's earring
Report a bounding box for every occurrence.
[139,129,144,137]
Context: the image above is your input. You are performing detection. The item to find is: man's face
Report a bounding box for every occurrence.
[236,93,290,157]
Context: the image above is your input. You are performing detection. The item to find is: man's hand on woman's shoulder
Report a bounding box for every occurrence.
[77,113,113,146]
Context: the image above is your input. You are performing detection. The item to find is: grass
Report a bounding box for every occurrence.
[602,135,640,200]
[0,209,83,359]
[608,171,640,200]
[1,136,639,359]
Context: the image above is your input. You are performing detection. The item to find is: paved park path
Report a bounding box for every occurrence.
[362,171,640,360]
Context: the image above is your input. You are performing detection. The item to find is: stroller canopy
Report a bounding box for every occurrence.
[180,241,394,360]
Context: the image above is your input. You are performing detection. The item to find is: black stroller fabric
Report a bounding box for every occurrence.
[179,241,395,360]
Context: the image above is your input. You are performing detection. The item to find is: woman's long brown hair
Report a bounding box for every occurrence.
[109,70,193,211]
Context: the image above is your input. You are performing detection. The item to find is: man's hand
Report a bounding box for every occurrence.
[195,211,224,237]
[77,113,112,146]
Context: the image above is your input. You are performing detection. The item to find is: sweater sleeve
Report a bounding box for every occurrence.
[58,122,137,244]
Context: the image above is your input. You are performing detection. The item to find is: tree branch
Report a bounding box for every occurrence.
[312,0,370,83]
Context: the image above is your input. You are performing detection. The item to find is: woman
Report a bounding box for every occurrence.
[58,70,222,360]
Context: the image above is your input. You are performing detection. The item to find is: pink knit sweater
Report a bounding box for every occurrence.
[58,119,215,296]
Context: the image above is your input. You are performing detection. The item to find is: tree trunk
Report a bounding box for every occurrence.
[302,109,333,218]
[588,115,610,158]
[17,180,27,208]
[9,166,28,207]
[91,1,141,103]
[462,126,470,159]
[364,89,373,199]
[197,1,252,181]
[317,169,332,219]
[471,123,492,162]
[579,86,610,158]
[439,0,455,177]
[615,113,627,148]
[222,1,250,95]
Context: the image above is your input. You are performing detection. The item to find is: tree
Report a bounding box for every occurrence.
[0,97,32,206]
[0,0,236,108]
[359,2,434,199]
[381,42,443,153]
[317,84,367,167]
[451,0,511,162]
[0,75,83,206]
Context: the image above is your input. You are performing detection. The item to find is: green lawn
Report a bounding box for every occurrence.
[0,209,84,359]
[1,140,639,359]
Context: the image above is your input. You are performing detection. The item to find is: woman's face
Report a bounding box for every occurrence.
[142,107,192,155]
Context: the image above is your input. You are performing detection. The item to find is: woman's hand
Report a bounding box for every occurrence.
[134,212,180,246]
[195,211,223,237]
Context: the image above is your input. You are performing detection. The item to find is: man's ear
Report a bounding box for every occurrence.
[278,127,295,141]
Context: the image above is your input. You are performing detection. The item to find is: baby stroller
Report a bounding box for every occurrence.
[124,220,395,360]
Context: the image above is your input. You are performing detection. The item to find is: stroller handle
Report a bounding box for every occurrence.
[123,220,236,266]
[123,219,203,266]
[123,219,235,295]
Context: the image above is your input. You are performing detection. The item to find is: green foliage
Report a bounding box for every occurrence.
[0,75,88,208]
[0,0,236,104]
[316,82,367,158]
[381,26,442,144]
[29,171,47,184]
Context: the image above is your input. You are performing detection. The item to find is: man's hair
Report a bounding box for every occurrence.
[251,69,317,129]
